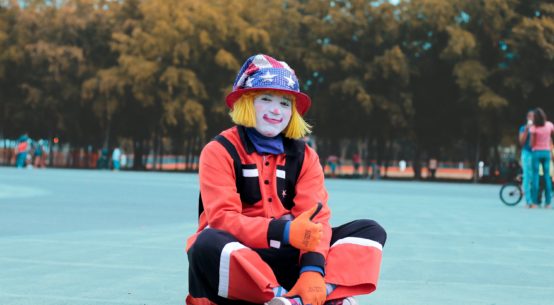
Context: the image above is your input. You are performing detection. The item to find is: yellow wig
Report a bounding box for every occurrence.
[229,91,312,139]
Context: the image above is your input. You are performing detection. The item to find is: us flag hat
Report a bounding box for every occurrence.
[225,54,312,115]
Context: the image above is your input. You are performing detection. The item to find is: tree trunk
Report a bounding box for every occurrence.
[473,135,481,183]
[363,137,371,178]
[186,136,195,171]
[103,109,111,150]
[374,137,385,179]
[339,139,349,176]
[183,138,189,171]
[158,134,164,171]
[492,142,500,180]
[152,128,159,171]
[48,130,55,167]
[133,138,145,170]
[194,135,201,171]
[383,140,390,178]
[413,144,422,180]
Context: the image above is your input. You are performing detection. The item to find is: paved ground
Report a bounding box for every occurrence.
[1,167,553,305]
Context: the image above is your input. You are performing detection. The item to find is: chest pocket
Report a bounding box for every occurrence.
[238,164,262,205]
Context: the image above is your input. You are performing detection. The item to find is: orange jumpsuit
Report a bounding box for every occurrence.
[186,126,386,305]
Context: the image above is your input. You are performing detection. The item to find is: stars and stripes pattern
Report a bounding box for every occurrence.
[226,54,312,115]
[233,54,300,92]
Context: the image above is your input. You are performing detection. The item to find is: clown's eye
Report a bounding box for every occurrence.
[261,96,272,102]
[281,100,291,107]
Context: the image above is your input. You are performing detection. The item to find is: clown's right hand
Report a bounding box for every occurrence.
[289,204,323,251]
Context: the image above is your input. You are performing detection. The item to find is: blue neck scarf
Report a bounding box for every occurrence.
[245,128,284,155]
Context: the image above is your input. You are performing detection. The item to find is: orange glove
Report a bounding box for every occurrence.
[289,204,323,252]
[285,271,326,305]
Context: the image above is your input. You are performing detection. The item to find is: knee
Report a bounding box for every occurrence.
[355,219,387,247]
[189,228,237,259]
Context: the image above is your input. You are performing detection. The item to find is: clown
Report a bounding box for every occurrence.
[186,54,386,305]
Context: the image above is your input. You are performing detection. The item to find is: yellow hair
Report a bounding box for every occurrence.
[229,91,312,139]
[229,92,257,128]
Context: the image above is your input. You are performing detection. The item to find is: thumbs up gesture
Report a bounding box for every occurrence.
[289,204,323,251]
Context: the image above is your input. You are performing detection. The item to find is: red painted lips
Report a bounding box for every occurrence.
[263,114,283,124]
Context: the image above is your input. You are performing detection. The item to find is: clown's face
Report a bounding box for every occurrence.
[253,93,292,137]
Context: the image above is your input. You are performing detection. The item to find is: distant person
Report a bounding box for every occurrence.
[89,147,99,169]
[519,110,534,207]
[428,158,438,180]
[33,140,46,168]
[186,54,386,305]
[111,147,122,170]
[371,161,380,180]
[352,153,361,175]
[120,152,127,169]
[327,154,339,177]
[398,160,407,172]
[97,147,109,169]
[529,108,554,208]
[505,158,521,182]
[15,134,29,168]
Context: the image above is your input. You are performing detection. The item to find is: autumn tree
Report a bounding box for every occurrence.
[1,0,552,177]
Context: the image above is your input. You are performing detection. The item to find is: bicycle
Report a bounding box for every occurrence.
[499,176,523,206]
[500,174,554,206]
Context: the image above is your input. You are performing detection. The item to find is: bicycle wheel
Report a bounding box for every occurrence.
[499,183,523,206]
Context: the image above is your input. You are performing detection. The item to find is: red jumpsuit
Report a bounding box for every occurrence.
[186,126,386,305]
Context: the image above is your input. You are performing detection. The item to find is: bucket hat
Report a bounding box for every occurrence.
[225,54,312,115]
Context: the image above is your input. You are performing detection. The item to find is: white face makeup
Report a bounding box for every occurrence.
[253,93,293,137]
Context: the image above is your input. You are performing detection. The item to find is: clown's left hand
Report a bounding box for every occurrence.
[285,271,326,305]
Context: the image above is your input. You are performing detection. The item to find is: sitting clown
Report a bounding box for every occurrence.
[186,54,387,305]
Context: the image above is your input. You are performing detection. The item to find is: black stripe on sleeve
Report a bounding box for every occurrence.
[267,219,289,248]
[300,252,326,273]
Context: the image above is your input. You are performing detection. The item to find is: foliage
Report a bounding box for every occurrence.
[0,0,552,173]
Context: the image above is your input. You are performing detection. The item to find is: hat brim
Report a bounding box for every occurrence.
[226,88,312,116]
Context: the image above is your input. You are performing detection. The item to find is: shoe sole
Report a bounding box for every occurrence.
[265,297,293,305]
